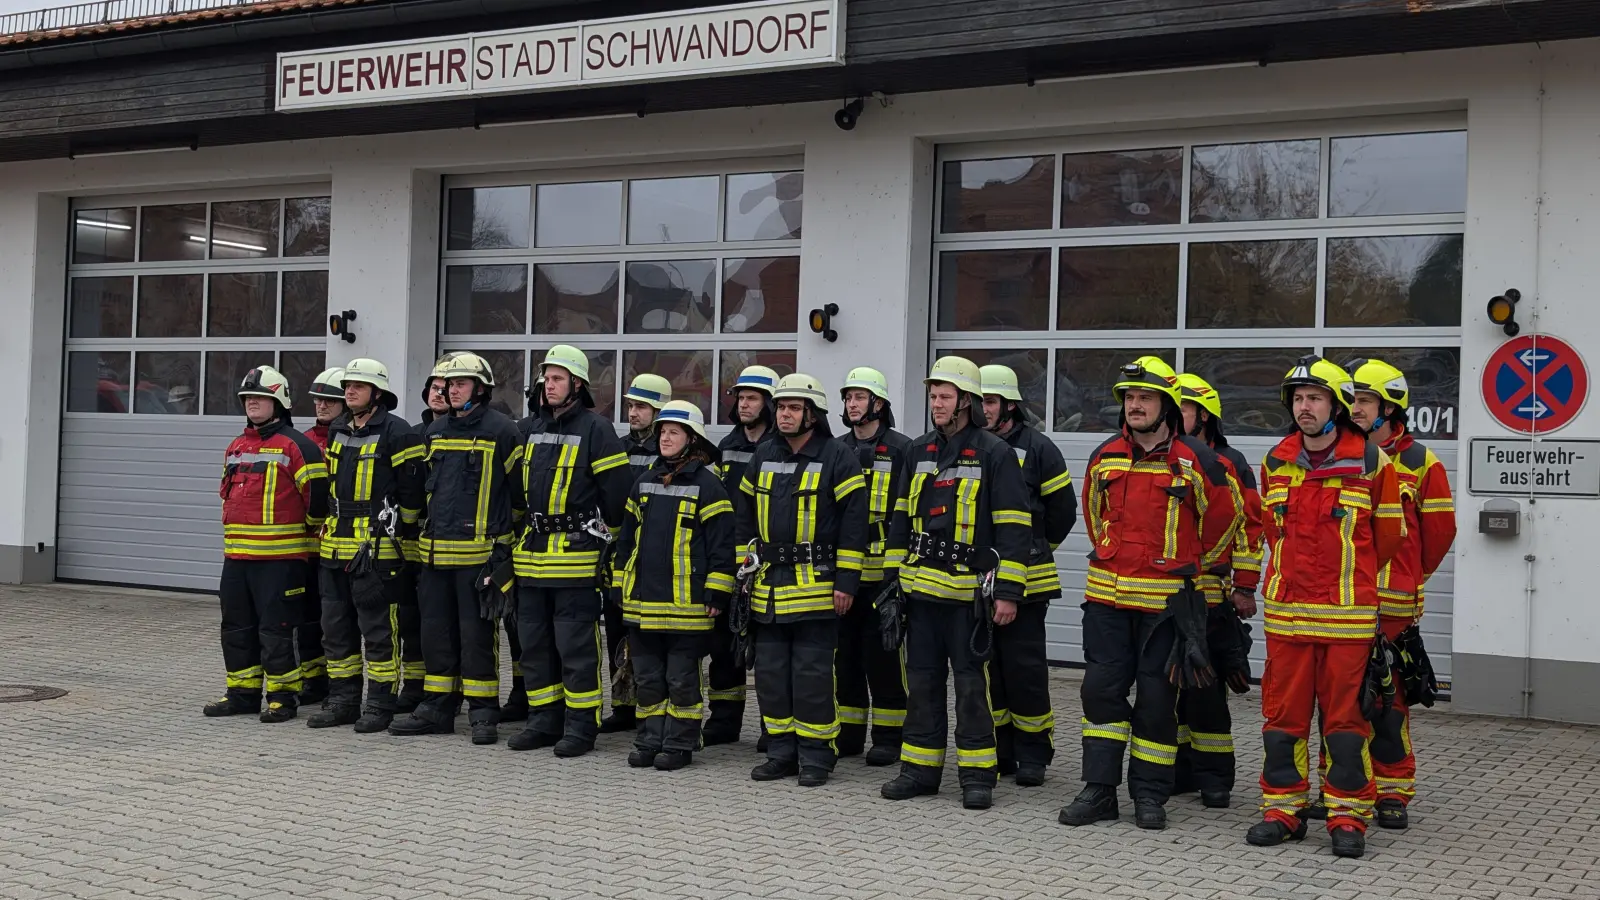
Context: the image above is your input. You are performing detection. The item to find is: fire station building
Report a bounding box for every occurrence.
[1,0,1597,722]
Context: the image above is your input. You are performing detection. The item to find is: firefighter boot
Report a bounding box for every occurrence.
[599,706,636,734]
[629,749,657,768]
[470,709,499,746]
[306,678,362,728]
[881,771,939,800]
[750,759,799,782]
[353,681,397,734]
[553,736,594,758]
[1134,798,1167,830]
[962,785,993,810]
[508,724,560,751]
[1300,791,1329,821]
[1246,816,1308,847]
[655,751,693,772]
[500,678,529,723]
[394,680,423,714]
[799,768,830,787]
[1376,797,1409,830]
[864,744,899,767]
[1058,784,1119,826]
[1202,790,1231,809]
[299,674,329,706]
[1015,764,1047,787]
[259,692,298,723]
[203,693,261,718]
[1330,825,1366,859]
[755,727,770,754]
[387,698,456,736]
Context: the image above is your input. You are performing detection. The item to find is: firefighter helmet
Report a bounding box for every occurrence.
[655,400,709,442]
[1345,358,1410,410]
[1175,372,1222,419]
[539,344,590,382]
[841,367,891,402]
[238,365,291,408]
[729,365,779,397]
[774,373,830,413]
[625,373,673,409]
[1112,356,1181,405]
[431,351,495,387]
[341,358,399,410]
[924,356,982,395]
[308,367,346,401]
[1281,355,1355,414]
[980,364,1023,402]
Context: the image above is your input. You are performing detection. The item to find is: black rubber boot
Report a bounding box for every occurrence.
[798,768,830,787]
[655,751,693,772]
[1300,792,1329,821]
[837,724,866,759]
[508,726,560,752]
[1330,825,1366,858]
[1059,784,1119,826]
[864,744,899,767]
[701,726,740,746]
[1134,798,1167,830]
[299,675,329,706]
[599,707,636,734]
[352,681,396,734]
[259,696,298,723]
[996,759,1019,777]
[1015,764,1046,787]
[1246,816,1308,846]
[962,784,993,810]
[1376,798,1409,830]
[394,685,423,715]
[306,703,360,729]
[353,709,393,734]
[880,773,939,800]
[500,692,529,724]
[628,749,657,768]
[755,729,770,753]
[203,693,260,718]
[470,710,499,746]
[387,701,454,736]
[750,759,798,782]
[1201,790,1231,809]
[553,736,593,758]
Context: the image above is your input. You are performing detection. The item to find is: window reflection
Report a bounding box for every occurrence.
[207,272,278,338]
[623,349,713,421]
[937,249,1050,331]
[1057,244,1179,330]
[1184,347,1312,437]
[133,351,200,415]
[725,172,802,241]
[533,263,619,334]
[1191,140,1320,222]
[718,349,796,424]
[941,157,1054,233]
[284,197,331,257]
[936,347,1048,424]
[69,277,134,339]
[444,265,528,334]
[536,182,622,247]
[722,257,799,334]
[447,186,530,251]
[280,350,326,420]
[1325,235,1462,327]
[628,176,719,245]
[1055,348,1176,433]
[623,260,715,334]
[1061,149,1182,228]
[1187,240,1317,329]
[210,200,280,259]
[66,351,131,413]
[136,274,204,338]
[73,207,135,264]
[1329,132,1466,218]
[281,271,329,337]
[139,204,207,262]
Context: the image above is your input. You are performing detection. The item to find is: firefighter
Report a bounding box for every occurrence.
[1244,356,1404,859]
[308,359,425,732]
[207,366,328,723]
[1171,373,1265,809]
[835,366,913,766]
[296,366,346,706]
[879,356,1032,811]
[708,364,780,748]
[389,353,525,745]
[507,345,633,757]
[396,368,454,715]
[613,400,737,770]
[1058,356,1241,830]
[737,373,869,787]
[979,364,1077,787]
[1342,357,1456,829]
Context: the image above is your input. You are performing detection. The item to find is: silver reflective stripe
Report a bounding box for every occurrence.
[641,483,701,499]
[914,461,938,475]
[528,432,582,446]
[722,451,754,464]
[871,460,894,473]
[804,462,823,475]
[228,452,290,467]
[936,466,983,480]
[630,454,659,468]
[1014,448,1028,464]
[760,461,799,474]
[333,433,380,448]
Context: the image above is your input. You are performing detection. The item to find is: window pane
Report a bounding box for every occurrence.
[726,172,802,241]
[1061,149,1182,229]
[628,176,719,245]
[717,349,796,424]
[1057,244,1179,330]
[133,351,200,415]
[136,274,203,338]
[1325,346,1460,440]
[210,199,280,259]
[533,263,619,334]
[139,203,207,261]
[72,207,135,264]
[1054,348,1176,433]
[1184,347,1313,438]
[536,181,622,247]
[935,347,1048,424]
[447,186,530,250]
[1190,140,1320,223]
[284,197,332,257]
[465,348,526,420]
[623,349,714,422]
[207,272,278,337]
[1325,235,1462,328]
[69,276,133,338]
[280,350,326,420]
[1330,131,1466,218]
[444,265,527,335]
[282,270,329,337]
[937,249,1050,332]
[66,350,131,413]
[547,348,618,422]
[722,257,799,334]
[940,157,1054,233]
[204,350,275,416]
[623,260,715,334]
[1187,240,1317,329]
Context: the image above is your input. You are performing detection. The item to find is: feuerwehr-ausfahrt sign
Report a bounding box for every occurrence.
[1468,438,1600,497]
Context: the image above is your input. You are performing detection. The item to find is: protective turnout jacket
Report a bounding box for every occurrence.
[1198,441,1266,606]
[998,423,1078,601]
[735,429,870,622]
[514,404,632,584]
[419,404,524,568]
[884,422,1033,604]
[303,421,333,558]
[717,426,774,510]
[1374,428,1454,621]
[627,431,661,480]
[399,413,437,564]
[839,422,914,584]
[221,418,328,561]
[1261,429,1405,642]
[321,409,425,565]
[613,458,737,631]
[1081,431,1241,612]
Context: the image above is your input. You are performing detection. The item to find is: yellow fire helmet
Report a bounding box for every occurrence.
[625,373,673,410]
[924,355,982,395]
[539,344,590,382]
[431,351,495,387]
[1175,372,1222,419]
[654,399,709,442]
[1345,358,1410,410]
[1112,356,1181,405]
[840,366,891,402]
[979,364,1023,402]
[773,373,830,413]
[1281,354,1355,414]
[729,365,779,397]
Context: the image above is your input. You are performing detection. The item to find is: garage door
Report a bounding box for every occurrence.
[57,187,332,590]
[931,118,1465,687]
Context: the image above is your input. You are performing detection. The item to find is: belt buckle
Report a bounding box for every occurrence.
[795,541,812,564]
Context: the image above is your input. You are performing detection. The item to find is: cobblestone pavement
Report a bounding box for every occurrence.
[2,583,1598,900]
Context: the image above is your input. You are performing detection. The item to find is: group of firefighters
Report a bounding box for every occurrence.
[212,342,1454,858]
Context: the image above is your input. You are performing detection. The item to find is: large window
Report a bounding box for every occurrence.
[64,190,332,419]
[933,123,1465,440]
[440,162,802,422]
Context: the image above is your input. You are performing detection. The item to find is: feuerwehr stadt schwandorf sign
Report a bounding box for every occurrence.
[275,0,845,112]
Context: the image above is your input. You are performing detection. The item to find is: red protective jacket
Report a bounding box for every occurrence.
[305,422,331,452]
[1199,442,1265,605]
[220,418,328,561]
[1376,428,1457,622]
[1082,431,1242,613]
[1260,429,1405,643]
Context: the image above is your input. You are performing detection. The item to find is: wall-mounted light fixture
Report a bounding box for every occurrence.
[808,303,839,342]
[329,309,357,344]
[1488,288,1522,336]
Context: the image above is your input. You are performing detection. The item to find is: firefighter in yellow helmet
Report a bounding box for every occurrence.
[294,366,346,706]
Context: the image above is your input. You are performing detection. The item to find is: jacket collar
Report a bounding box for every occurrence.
[1271,426,1368,468]
[777,428,830,460]
[246,417,287,440]
[1381,426,1413,455]
[442,403,489,430]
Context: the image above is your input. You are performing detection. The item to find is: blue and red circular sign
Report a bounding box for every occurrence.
[1481,334,1589,434]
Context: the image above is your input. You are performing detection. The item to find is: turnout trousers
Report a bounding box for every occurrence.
[630,629,711,753]
[396,562,426,701]
[318,562,404,713]
[1369,616,1418,806]
[1260,635,1375,832]
[898,597,998,790]
[755,618,840,772]
[218,558,305,705]
[1175,678,1235,795]
[1079,601,1179,802]
[604,588,633,713]
[517,584,604,745]
[296,560,326,688]
[990,600,1056,769]
[704,608,748,738]
[836,580,908,756]
[415,566,503,724]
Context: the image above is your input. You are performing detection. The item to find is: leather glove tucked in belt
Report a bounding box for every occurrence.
[1163,584,1216,689]
[476,543,516,621]
[1207,601,1254,694]
[876,578,905,652]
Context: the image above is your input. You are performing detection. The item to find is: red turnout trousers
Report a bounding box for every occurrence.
[1259,636,1375,832]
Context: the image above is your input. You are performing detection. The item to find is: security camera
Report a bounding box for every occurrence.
[834,97,865,131]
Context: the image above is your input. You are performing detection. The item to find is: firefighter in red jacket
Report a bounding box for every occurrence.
[1345,357,1456,830]
[206,366,328,723]
[1058,356,1241,831]
[1172,373,1265,809]
[295,366,345,705]
[1246,356,1405,859]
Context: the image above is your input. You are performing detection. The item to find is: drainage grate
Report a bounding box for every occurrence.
[0,685,68,702]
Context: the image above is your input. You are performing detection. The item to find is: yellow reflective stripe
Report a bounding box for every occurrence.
[294,462,326,488]
[666,701,704,720]
[839,705,869,725]
[991,707,1012,727]
[264,668,303,692]
[326,656,362,679]
[1040,469,1073,496]
[835,548,864,572]
[1012,711,1055,734]
[900,743,946,766]
[225,666,264,689]
[1186,730,1234,753]
[741,475,757,497]
[592,452,629,474]
[871,708,906,727]
[224,523,309,535]
[565,686,603,708]
[700,499,733,521]
[262,461,278,523]
[673,500,694,607]
[391,444,425,465]
[992,509,1031,527]
[1082,718,1130,742]
[423,675,461,694]
[833,472,865,502]
[526,684,563,706]
[461,678,498,698]
[996,559,1027,586]
[637,701,667,718]
[1130,737,1178,765]
[1419,498,1454,513]
[794,718,841,740]
[763,715,796,734]
[704,572,736,593]
[956,746,997,768]
[707,687,746,703]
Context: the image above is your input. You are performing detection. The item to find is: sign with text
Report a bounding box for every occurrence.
[275,0,844,111]
[1467,438,1600,497]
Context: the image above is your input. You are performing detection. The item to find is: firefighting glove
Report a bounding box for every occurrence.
[345,541,375,578]
[1207,602,1254,694]
[877,578,906,651]
[1359,634,1399,722]
[476,544,515,621]
[1163,587,1216,689]
[704,589,727,616]
[1393,624,1439,708]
